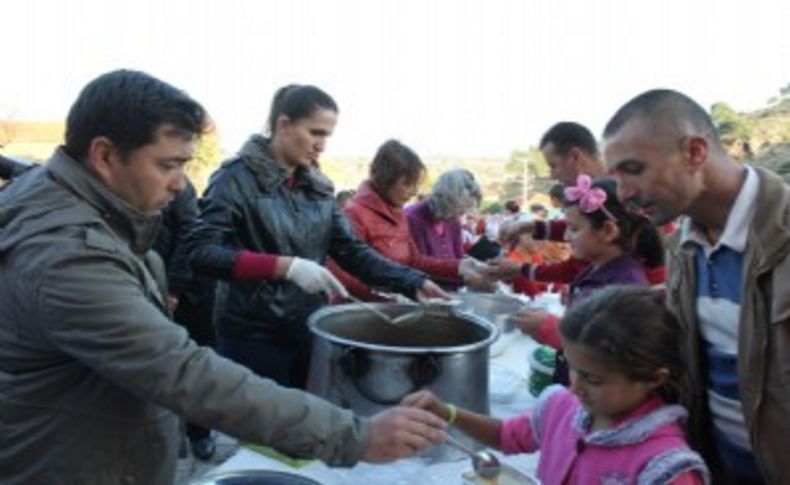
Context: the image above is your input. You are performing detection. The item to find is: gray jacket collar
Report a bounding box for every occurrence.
[238,134,334,196]
[46,147,161,255]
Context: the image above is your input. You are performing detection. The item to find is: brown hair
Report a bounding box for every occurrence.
[266,84,337,136]
[559,285,689,404]
[369,139,426,193]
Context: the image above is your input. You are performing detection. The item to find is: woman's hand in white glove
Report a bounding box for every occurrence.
[284,257,349,298]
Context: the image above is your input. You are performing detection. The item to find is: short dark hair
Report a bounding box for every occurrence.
[64,70,208,161]
[504,200,520,214]
[266,84,338,135]
[369,139,426,192]
[603,89,723,150]
[560,286,689,404]
[529,203,547,214]
[549,183,566,203]
[539,121,598,157]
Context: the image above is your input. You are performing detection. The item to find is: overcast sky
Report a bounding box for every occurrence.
[3,0,790,157]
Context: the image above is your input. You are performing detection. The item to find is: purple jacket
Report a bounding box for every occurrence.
[405,200,464,259]
[569,253,647,305]
[500,386,710,484]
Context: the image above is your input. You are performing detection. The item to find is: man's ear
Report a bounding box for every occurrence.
[85,136,117,181]
[680,135,709,172]
[568,147,584,172]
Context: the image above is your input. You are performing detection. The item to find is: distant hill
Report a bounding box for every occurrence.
[10,93,788,204]
[0,120,65,161]
[713,95,790,177]
[749,99,790,177]
[321,149,548,206]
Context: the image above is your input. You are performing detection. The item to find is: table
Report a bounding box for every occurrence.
[206,330,544,484]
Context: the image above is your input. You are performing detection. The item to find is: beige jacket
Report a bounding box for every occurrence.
[665,166,790,484]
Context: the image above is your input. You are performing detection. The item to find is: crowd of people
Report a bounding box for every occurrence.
[1,69,786,484]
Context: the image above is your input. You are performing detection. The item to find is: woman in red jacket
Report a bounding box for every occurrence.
[328,140,482,300]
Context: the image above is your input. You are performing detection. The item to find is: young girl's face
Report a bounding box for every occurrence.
[564,340,660,427]
[564,206,614,262]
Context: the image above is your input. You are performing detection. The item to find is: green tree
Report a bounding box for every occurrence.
[186,130,222,194]
[500,149,528,203]
[711,102,753,145]
[766,83,790,113]
[499,147,553,204]
[527,146,552,193]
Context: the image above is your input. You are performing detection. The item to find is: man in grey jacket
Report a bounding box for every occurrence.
[0,70,445,485]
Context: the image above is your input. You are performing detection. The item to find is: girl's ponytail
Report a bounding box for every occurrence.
[632,216,664,269]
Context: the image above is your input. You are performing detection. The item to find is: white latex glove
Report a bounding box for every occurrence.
[284,257,349,298]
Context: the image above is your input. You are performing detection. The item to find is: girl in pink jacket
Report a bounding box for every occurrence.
[403,286,709,484]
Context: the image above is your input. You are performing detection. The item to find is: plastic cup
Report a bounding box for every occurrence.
[528,345,556,397]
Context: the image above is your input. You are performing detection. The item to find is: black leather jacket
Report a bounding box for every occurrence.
[192,135,425,342]
[0,154,35,180]
[153,178,200,298]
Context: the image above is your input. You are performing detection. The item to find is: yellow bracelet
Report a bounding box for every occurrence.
[446,403,458,425]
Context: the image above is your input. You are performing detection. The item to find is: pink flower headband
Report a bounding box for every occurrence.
[564,175,616,220]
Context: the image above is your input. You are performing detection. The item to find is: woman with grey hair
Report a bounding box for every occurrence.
[406,169,482,259]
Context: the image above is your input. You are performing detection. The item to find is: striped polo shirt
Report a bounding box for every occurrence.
[680,166,761,477]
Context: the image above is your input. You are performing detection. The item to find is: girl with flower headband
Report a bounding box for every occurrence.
[512,174,664,384]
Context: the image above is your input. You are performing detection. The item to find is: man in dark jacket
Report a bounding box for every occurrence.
[153,177,220,460]
[154,177,202,310]
[0,153,34,180]
[0,69,446,485]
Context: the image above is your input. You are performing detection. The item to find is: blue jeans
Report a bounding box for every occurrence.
[218,335,313,389]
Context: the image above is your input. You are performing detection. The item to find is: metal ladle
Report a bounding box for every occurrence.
[392,298,462,326]
[346,294,426,326]
[443,433,501,479]
[389,308,424,325]
[346,294,397,325]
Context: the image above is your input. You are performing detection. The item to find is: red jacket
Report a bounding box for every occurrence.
[328,181,460,300]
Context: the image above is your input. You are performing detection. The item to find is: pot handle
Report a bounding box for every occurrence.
[339,348,441,405]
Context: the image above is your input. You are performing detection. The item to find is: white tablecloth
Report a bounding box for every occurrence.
[206,330,543,484]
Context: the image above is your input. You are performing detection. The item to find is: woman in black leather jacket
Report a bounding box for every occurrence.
[192,85,446,388]
[0,154,34,181]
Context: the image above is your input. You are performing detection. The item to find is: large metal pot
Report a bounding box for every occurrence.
[306,303,498,461]
[192,469,322,485]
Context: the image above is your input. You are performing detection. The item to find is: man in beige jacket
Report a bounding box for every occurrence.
[603,88,789,484]
[0,70,445,485]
